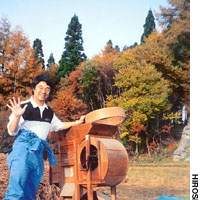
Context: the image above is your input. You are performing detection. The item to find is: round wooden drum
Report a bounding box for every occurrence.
[79,137,128,186]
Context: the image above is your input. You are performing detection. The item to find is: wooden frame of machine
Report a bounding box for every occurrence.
[49,107,129,200]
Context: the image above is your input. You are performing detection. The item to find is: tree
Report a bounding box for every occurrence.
[114,45,120,52]
[0,18,11,74]
[58,14,87,78]
[81,61,100,110]
[102,40,115,54]
[122,42,137,51]
[50,68,87,121]
[158,0,190,29]
[46,53,58,90]
[0,30,43,108]
[107,54,171,154]
[47,53,55,68]
[50,88,87,121]
[141,9,156,44]
[80,41,119,110]
[156,0,190,107]
[33,38,45,68]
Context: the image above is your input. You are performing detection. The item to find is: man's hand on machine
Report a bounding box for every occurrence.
[75,115,85,125]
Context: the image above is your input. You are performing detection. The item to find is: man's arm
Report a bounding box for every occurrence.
[7,97,27,135]
[7,115,21,135]
[62,115,85,129]
[51,115,85,132]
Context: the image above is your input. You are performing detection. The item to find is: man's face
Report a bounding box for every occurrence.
[33,81,51,101]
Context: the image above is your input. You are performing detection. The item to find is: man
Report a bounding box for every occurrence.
[4,73,85,200]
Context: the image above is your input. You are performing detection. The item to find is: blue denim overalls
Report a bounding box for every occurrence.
[4,129,56,200]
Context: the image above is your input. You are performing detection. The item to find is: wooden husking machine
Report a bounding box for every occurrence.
[49,107,129,200]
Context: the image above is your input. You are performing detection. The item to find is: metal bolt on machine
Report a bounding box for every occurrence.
[49,107,129,200]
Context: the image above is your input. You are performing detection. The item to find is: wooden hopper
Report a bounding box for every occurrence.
[85,107,126,126]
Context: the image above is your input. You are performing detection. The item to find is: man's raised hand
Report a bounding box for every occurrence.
[7,97,27,117]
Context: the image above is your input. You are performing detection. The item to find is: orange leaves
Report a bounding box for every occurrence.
[50,66,87,121]
[160,124,172,135]
[131,123,146,135]
[149,142,158,151]
[93,41,119,73]
[4,31,32,71]
[167,142,177,153]
[93,52,117,69]
[50,88,87,121]
[0,29,43,107]
[68,68,83,93]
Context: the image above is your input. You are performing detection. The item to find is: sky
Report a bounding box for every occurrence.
[0,0,169,64]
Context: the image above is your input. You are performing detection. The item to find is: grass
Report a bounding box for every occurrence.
[124,158,190,199]
[97,157,190,200]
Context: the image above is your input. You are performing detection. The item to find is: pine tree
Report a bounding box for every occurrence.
[114,45,120,52]
[141,9,156,44]
[33,38,45,68]
[102,40,115,54]
[58,14,86,78]
[47,53,55,68]
[122,42,138,51]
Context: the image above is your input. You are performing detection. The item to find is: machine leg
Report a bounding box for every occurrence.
[86,135,93,200]
[74,183,81,200]
[111,186,116,200]
[87,187,94,200]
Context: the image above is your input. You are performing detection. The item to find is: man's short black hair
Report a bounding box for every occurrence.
[32,73,52,89]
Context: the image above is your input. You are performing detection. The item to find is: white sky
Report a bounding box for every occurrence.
[1,0,168,63]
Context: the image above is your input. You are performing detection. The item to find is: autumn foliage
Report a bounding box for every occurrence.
[50,68,87,121]
[0,0,189,156]
[0,28,43,108]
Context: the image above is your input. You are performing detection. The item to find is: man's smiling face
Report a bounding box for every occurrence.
[33,81,51,102]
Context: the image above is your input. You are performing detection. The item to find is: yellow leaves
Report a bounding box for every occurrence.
[119,131,129,139]
[93,50,118,73]
[130,111,148,125]
[106,46,172,143]
[133,33,172,68]
[162,111,181,121]
[113,49,137,70]
[114,61,171,98]
[129,134,141,143]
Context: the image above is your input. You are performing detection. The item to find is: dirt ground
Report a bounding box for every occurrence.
[96,161,189,200]
[0,153,189,200]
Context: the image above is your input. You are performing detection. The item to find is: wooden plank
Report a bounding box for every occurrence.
[111,186,116,200]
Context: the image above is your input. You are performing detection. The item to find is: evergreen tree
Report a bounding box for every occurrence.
[131,42,138,48]
[122,42,137,51]
[114,45,120,52]
[47,53,55,68]
[102,40,118,55]
[58,14,86,78]
[33,38,45,68]
[103,40,114,53]
[141,9,156,43]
